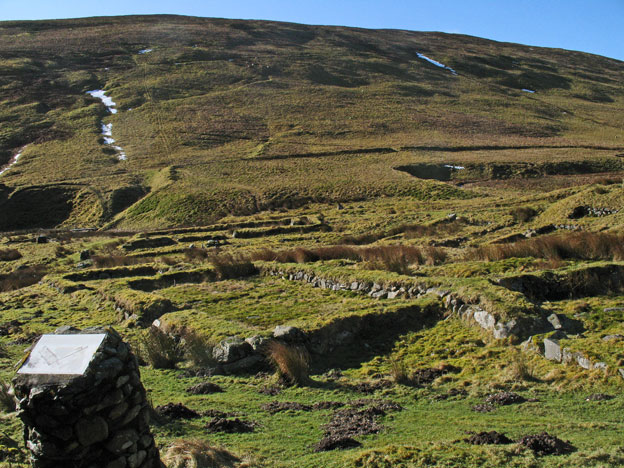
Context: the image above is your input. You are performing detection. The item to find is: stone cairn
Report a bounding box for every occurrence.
[13,326,163,468]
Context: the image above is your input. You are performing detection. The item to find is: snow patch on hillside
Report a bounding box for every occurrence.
[522,89,536,93]
[87,89,117,114]
[86,90,126,161]
[139,48,153,54]
[0,148,24,176]
[417,53,457,75]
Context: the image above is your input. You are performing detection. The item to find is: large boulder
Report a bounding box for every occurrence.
[212,337,252,364]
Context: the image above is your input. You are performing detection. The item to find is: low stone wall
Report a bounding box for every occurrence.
[260,266,545,340]
[13,327,163,468]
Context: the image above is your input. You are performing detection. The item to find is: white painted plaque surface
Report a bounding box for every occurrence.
[18,334,106,375]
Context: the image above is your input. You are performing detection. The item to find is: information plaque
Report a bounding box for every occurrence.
[17,334,106,375]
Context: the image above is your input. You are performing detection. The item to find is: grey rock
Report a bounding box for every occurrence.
[521,336,539,353]
[134,450,147,468]
[604,307,624,312]
[561,348,579,364]
[493,319,518,339]
[97,389,124,410]
[105,429,139,454]
[273,325,305,342]
[35,414,60,429]
[245,335,268,352]
[619,369,624,380]
[212,337,252,364]
[116,375,130,388]
[105,457,127,468]
[602,334,624,342]
[387,290,401,299]
[120,404,142,426]
[222,355,264,374]
[108,402,129,421]
[593,362,607,370]
[371,290,387,299]
[576,354,592,370]
[75,416,109,446]
[55,425,73,441]
[543,338,562,362]
[547,313,563,330]
[473,310,496,330]
[95,357,124,381]
[54,325,81,334]
[138,434,153,449]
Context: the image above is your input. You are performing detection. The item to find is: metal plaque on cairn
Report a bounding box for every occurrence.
[13,326,164,468]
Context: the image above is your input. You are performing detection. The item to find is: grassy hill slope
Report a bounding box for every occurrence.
[0,15,623,229]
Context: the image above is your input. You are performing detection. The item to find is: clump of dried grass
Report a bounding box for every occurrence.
[0,265,46,292]
[184,247,211,262]
[180,328,216,368]
[0,380,15,413]
[466,232,624,262]
[389,361,411,386]
[250,244,446,274]
[266,341,310,386]
[139,326,184,370]
[210,254,258,280]
[0,249,22,261]
[509,206,538,223]
[507,351,537,382]
[163,439,250,468]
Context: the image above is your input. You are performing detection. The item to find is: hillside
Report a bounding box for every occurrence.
[1,15,624,468]
[0,15,623,229]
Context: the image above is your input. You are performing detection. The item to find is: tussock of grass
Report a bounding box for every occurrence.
[466,232,624,262]
[180,328,216,368]
[507,351,537,382]
[0,249,21,261]
[0,265,46,292]
[162,439,247,468]
[266,341,310,386]
[509,206,538,223]
[252,244,446,274]
[139,326,184,369]
[210,254,258,280]
[184,247,211,262]
[0,380,15,413]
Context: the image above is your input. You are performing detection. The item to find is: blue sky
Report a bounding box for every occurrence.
[1,0,623,61]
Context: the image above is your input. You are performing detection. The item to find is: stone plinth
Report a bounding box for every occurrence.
[13,326,163,468]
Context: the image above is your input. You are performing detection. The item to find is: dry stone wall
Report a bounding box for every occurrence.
[260,266,544,340]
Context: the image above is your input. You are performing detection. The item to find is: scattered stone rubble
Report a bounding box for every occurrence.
[569,205,619,219]
[524,320,614,374]
[13,326,163,468]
